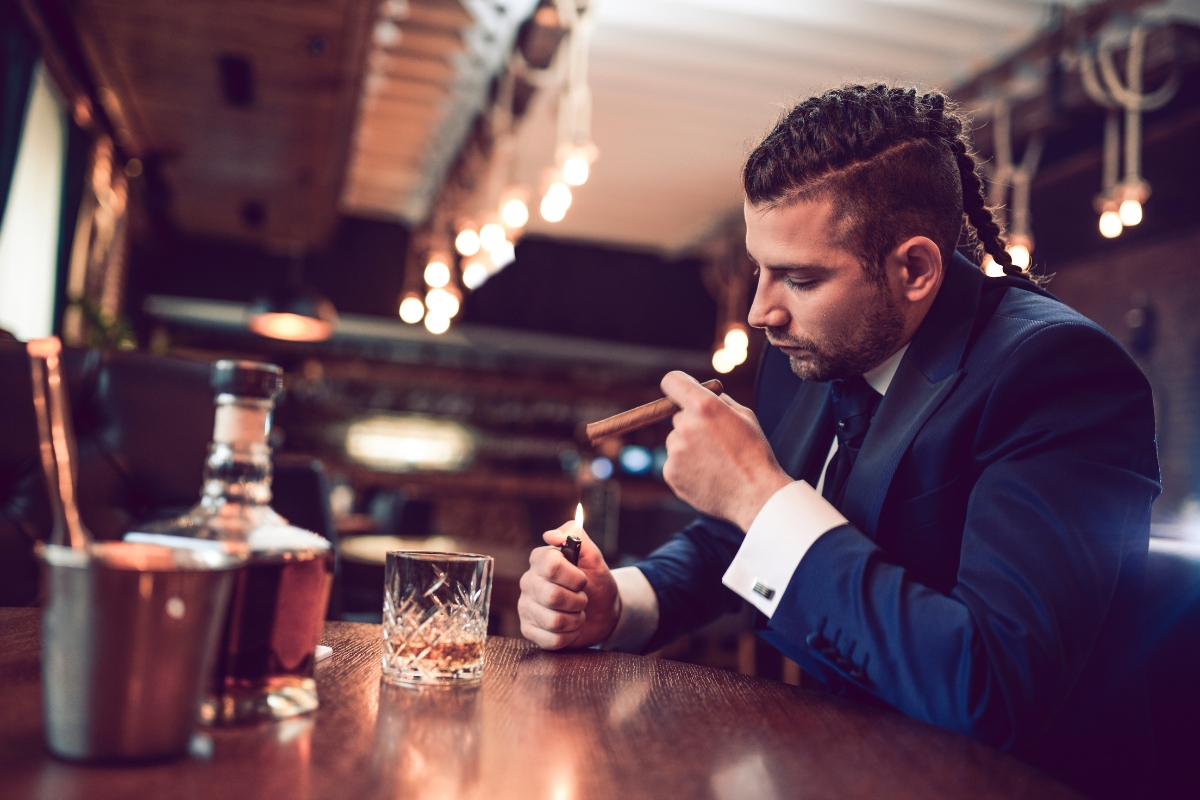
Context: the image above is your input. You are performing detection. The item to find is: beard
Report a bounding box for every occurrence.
[769,289,906,382]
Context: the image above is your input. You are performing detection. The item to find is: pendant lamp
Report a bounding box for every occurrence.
[246,255,338,342]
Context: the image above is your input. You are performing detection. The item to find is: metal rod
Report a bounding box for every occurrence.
[28,338,90,550]
[28,355,68,547]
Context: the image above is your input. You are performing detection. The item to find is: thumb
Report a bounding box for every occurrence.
[660,370,712,410]
[542,521,606,569]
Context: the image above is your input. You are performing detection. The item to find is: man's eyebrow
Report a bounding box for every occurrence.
[752,259,832,272]
[745,252,835,272]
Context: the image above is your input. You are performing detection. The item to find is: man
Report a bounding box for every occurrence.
[518,85,1159,800]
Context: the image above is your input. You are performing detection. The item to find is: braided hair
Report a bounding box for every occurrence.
[743,84,1028,280]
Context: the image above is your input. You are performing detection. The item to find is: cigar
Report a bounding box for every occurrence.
[559,534,582,567]
[585,379,723,445]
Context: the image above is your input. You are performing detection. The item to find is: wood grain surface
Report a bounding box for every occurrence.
[0,607,1079,799]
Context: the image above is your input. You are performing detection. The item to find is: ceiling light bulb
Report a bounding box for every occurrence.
[540,182,572,222]
[1006,243,1031,270]
[462,260,490,290]
[546,181,572,208]
[248,313,331,342]
[424,260,450,288]
[398,295,424,323]
[490,240,515,269]
[562,155,589,186]
[479,223,507,252]
[1118,199,1143,226]
[540,195,566,222]
[712,348,736,374]
[246,289,338,342]
[724,327,749,353]
[373,19,401,47]
[424,312,450,335]
[383,0,410,19]
[1099,211,1123,239]
[425,287,460,318]
[501,197,529,229]
[455,228,480,257]
[981,255,1004,277]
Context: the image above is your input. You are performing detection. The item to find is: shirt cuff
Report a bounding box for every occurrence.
[721,480,847,618]
[600,566,660,653]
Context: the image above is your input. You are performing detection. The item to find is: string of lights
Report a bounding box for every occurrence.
[400,2,597,336]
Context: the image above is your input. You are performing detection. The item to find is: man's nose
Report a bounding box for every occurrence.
[747,277,789,330]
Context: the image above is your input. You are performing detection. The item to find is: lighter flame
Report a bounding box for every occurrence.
[574,503,584,529]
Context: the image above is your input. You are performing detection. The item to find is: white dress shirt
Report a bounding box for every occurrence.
[602,344,909,653]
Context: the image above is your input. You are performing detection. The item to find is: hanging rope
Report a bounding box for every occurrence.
[983,99,1043,271]
[1078,23,1179,234]
[554,0,595,160]
[1009,132,1044,248]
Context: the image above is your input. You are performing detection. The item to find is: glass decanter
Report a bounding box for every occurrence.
[128,359,333,725]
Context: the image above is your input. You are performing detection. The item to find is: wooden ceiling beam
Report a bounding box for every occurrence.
[404,0,474,32]
[67,0,377,248]
[363,78,450,104]
[356,99,445,122]
[369,52,459,83]
[379,25,464,60]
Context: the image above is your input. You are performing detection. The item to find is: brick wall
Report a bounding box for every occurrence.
[1044,225,1200,518]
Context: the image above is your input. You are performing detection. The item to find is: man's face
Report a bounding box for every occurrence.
[744,197,905,382]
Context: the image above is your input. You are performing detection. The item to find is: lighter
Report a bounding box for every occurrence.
[560,533,582,567]
[560,503,584,567]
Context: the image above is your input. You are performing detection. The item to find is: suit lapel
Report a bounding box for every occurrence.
[840,362,963,532]
[769,381,833,481]
[839,253,984,535]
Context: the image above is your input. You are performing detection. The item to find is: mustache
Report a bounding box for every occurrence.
[766,329,817,350]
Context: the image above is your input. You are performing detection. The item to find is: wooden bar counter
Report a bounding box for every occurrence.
[0,608,1078,799]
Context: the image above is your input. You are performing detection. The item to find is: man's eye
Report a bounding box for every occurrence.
[784,277,817,291]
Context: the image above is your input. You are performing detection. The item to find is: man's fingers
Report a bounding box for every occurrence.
[717,392,748,412]
[518,593,586,634]
[718,392,759,424]
[660,370,718,411]
[518,591,584,650]
[529,544,588,591]
[520,619,575,651]
[541,521,575,547]
[541,522,605,572]
[519,569,588,612]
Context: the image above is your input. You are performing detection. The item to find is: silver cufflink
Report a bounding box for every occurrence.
[752,579,775,600]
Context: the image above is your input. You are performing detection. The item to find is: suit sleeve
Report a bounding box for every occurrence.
[767,321,1159,751]
[632,515,746,653]
[631,345,803,653]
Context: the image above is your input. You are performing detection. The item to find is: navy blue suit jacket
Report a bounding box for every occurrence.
[635,253,1160,800]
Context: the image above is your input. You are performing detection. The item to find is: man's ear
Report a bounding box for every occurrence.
[893,236,942,303]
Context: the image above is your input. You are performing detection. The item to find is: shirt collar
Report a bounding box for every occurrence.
[863,343,909,396]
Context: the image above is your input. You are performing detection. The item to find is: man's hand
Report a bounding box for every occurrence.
[518,521,621,650]
[660,370,792,531]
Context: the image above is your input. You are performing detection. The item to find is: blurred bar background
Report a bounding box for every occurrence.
[1,0,1199,686]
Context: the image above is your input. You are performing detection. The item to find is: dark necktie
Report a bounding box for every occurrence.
[821,375,883,510]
